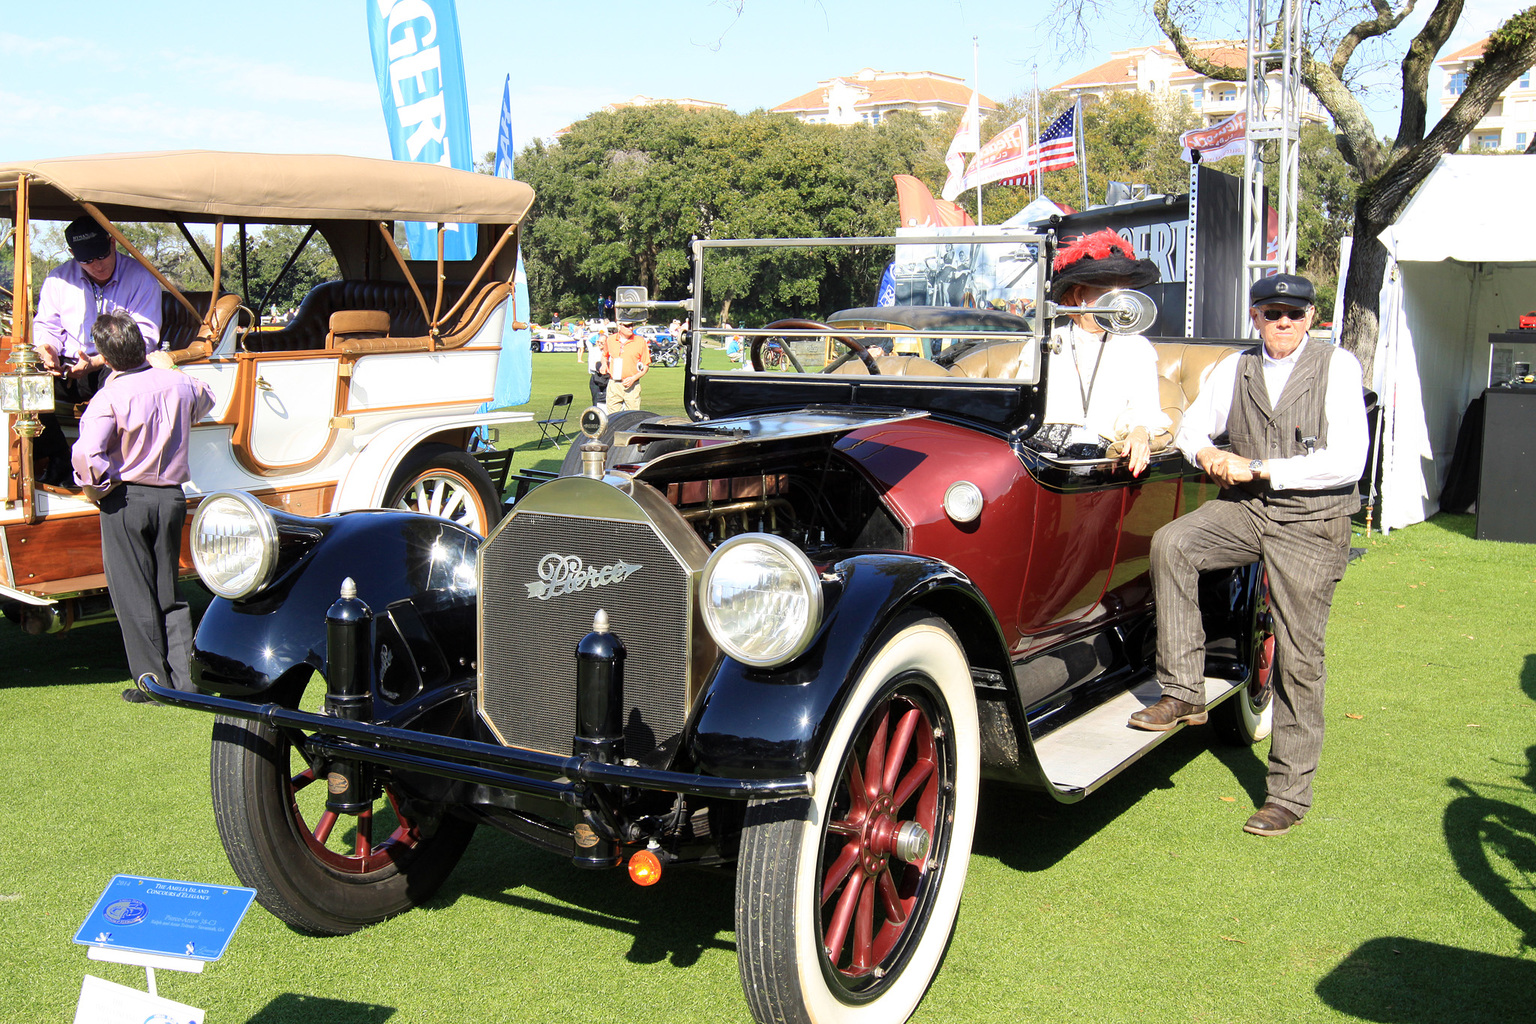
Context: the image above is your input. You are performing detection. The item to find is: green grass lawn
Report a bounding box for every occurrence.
[2,355,1534,1022]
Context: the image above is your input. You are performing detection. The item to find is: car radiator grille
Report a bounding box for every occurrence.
[478,511,693,768]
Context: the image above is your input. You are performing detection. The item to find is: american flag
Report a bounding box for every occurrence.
[998,106,1078,187]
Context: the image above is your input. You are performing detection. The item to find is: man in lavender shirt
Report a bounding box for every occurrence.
[72,311,214,703]
[34,217,162,484]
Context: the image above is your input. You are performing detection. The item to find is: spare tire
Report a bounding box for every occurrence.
[557,409,691,477]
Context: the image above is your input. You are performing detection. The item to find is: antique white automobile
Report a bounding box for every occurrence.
[0,151,534,634]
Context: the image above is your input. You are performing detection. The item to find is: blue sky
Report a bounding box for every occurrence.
[0,0,1511,166]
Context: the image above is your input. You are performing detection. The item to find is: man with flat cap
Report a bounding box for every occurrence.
[1130,273,1367,837]
[33,216,162,483]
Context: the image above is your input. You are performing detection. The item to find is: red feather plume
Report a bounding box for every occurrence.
[1052,228,1136,272]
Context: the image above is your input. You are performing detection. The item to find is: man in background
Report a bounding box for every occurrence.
[72,311,214,704]
[33,217,162,484]
[600,320,650,412]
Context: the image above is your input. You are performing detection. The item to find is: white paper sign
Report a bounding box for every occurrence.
[73,974,204,1024]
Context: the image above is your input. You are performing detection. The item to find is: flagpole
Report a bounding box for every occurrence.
[972,36,983,225]
[1032,66,1041,200]
[1076,99,1089,208]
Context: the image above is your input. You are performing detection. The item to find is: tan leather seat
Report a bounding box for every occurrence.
[828,354,955,377]
[1151,342,1247,436]
[949,341,1033,380]
[326,309,390,348]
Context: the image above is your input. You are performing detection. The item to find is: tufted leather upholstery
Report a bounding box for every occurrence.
[161,291,243,364]
[829,354,953,377]
[948,341,1034,380]
[1151,341,1245,437]
[248,280,469,353]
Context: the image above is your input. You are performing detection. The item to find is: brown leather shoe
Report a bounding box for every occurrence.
[1243,803,1301,836]
[1128,695,1208,732]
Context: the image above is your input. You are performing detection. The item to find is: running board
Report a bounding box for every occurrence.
[1034,676,1239,799]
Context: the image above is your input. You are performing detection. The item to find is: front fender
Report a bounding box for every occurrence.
[192,510,481,713]
[686,553,1011,779]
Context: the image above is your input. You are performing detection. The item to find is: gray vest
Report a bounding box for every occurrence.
[1223,339,1360,521]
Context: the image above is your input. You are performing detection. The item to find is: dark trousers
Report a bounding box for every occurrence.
[1150,498,1350,815]
[588,373,608,408]
[99,483,194,691]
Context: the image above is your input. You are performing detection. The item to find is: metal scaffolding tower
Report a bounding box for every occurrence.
[1242,0,1304,333]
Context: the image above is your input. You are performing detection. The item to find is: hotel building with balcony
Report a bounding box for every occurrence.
[1437,38,1536,151]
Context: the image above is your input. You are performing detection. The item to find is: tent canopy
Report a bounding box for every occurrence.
[1385,154,1536,264]
[1373,153,1536,532]
[0,151,535,226]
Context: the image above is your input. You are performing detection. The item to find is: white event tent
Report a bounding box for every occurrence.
[1372,153,1536,532]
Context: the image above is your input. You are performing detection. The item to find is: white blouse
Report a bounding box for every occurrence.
[1041,322,1170,441]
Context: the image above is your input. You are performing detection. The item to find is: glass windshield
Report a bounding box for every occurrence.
[690,232,1047,384]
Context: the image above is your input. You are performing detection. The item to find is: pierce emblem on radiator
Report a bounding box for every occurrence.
[525,553,642,600]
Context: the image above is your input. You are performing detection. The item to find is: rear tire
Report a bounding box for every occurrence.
[210,715,475,935]
[1214,566,1275,745]
[735,615,979,1024]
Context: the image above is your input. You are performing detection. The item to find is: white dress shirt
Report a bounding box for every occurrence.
[1175,337,1368,491]
[1042,323,1170,441]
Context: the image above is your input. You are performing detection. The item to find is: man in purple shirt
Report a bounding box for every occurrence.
[72,311,214,703]
[34,217,163,485]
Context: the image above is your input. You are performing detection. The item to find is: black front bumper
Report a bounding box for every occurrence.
[145,677,813,803]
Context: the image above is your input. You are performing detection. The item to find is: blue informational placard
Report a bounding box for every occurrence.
[74,875,257,962]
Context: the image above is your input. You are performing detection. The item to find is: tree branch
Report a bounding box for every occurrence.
[1365,11,1536,223]
[1396,0,1465,148]
[1153,0,1243,81]
[1328,0,1417,78]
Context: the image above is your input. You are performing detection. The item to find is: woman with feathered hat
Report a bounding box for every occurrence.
[1030,228,1170,476]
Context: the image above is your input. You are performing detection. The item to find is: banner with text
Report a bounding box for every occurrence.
[1180,111,1246,163]
[367,0,476,260]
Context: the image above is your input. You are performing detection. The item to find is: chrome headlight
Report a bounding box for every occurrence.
[191,491,279,599]
[701,534,823,668]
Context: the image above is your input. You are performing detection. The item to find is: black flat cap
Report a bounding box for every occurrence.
[1250,273,1315,309]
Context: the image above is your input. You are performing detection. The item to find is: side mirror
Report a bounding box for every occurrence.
[1048,289,1158,336]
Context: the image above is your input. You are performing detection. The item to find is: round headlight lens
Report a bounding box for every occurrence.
[701,534,823,668]
[191,491,280,599]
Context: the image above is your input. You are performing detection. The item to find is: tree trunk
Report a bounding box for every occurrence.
[1338,199,1392,386]
[719,297,733,328]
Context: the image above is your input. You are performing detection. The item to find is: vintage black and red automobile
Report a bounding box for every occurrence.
[151,231,1273,1024]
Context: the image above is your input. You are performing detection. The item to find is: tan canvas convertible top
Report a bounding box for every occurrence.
[0,150,535,225]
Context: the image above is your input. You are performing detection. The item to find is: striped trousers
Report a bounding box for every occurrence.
[1150,497,1350,815]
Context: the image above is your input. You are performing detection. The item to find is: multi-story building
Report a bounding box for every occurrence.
[773,69,996,126]
[1437,38,1536,151]
[1050,40,1327,127]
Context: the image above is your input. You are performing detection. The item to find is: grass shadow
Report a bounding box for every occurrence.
[973,728,1224,872]
[245,994,395,1023]
[1316,936,1536,1023]
[433,829,737,968]
[1522,653,1536,704]
[1426,511,1476,539]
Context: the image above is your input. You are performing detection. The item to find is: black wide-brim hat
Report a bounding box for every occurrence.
[1049,229,1160,302]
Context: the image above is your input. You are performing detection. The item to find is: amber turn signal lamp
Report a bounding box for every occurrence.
[628,848,663,886]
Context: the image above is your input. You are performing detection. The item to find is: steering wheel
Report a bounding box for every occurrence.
[754,319,881,375]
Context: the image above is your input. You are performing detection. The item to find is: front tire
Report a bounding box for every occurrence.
[210,715,475,935]
[385,443,502,535]
[736,616,980,1024]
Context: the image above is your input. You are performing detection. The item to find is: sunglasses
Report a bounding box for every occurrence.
[77,252,112,266]
[1259,307,1308,321]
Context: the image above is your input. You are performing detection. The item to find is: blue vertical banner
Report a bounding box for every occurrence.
[366,0,476,261]
[486,74,532,416]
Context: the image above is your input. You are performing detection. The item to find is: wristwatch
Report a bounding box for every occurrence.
[1248,458,1265,477]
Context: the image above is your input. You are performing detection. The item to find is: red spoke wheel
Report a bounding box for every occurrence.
[211,713,475,935]
[736,616,979,1024]
[1215,565,1276,745]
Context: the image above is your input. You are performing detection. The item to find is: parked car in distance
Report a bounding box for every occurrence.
[0,151,534,636]
[154,231,1274,1024]
[532,328,581,353]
